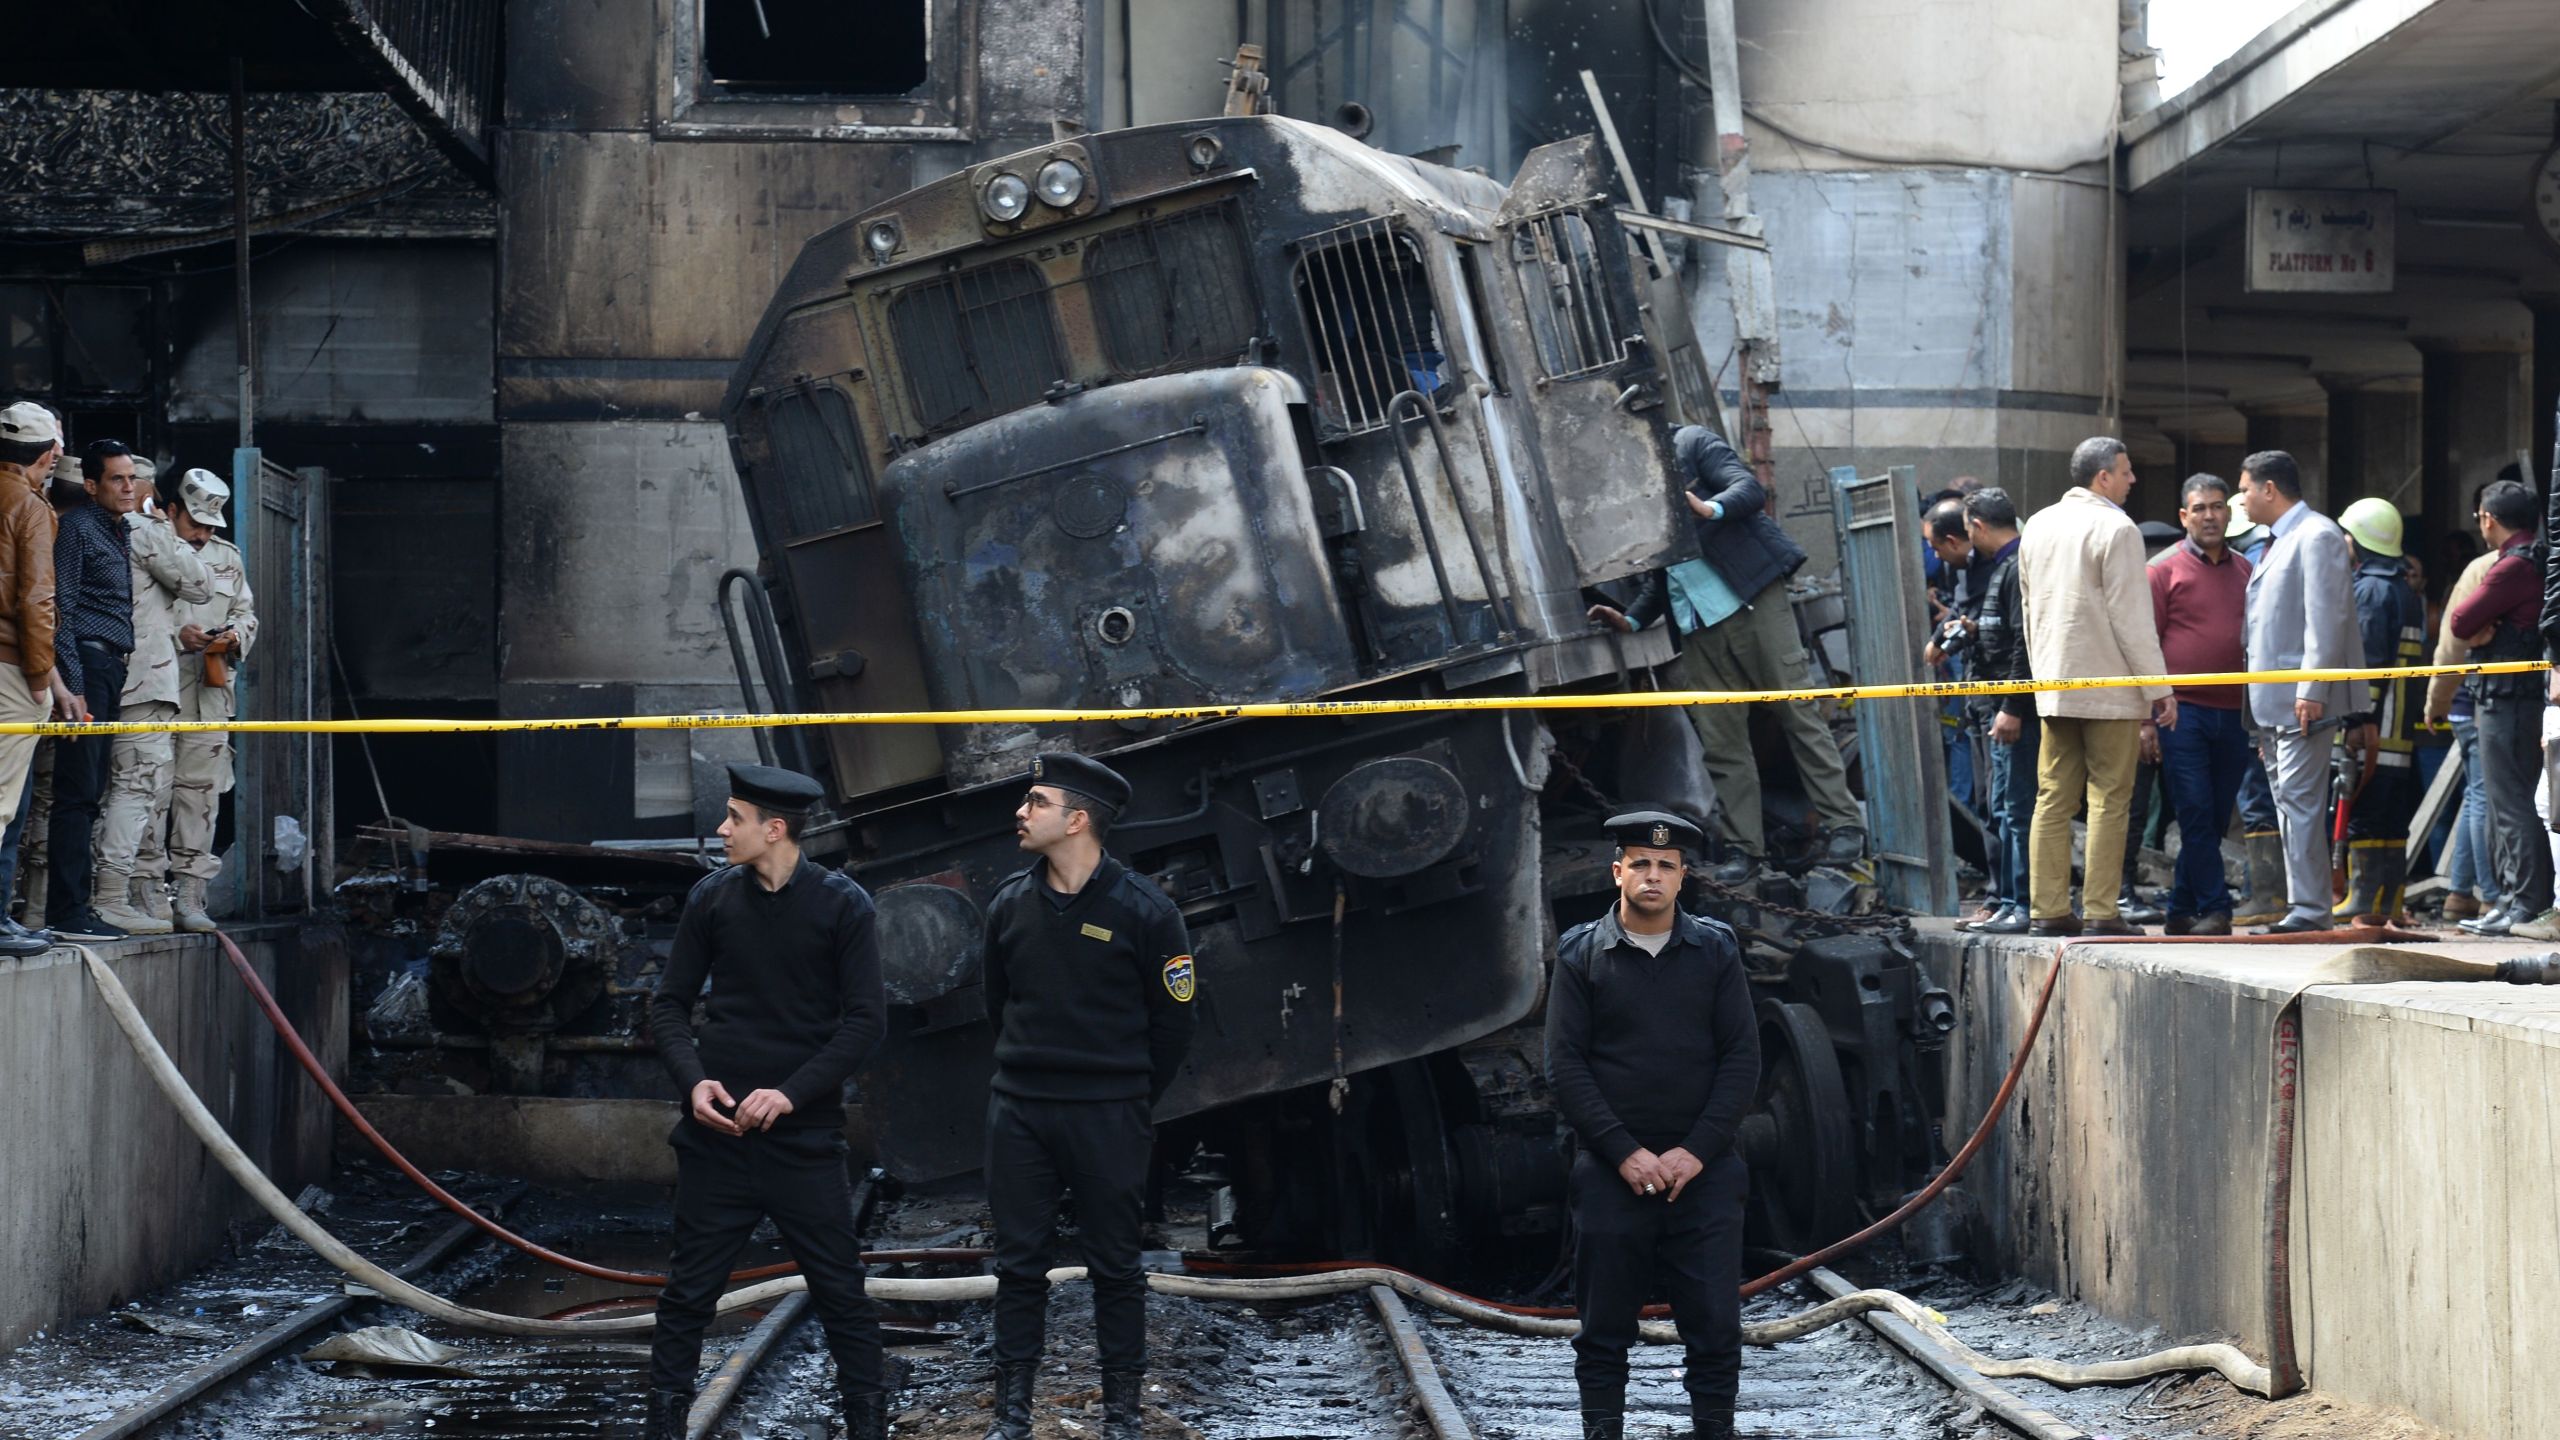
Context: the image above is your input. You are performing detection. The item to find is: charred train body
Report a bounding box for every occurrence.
[712,115,1933,1261]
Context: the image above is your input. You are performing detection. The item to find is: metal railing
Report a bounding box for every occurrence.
[1293,216,1452,435]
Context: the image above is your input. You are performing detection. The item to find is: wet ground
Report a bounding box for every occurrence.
[0,1169,2452,1440]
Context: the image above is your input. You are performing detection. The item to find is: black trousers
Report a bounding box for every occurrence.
[1569,1148,1748,1414]
[649,1123,881,1396]
[48,645,124,922]
[2476,690,2554,914]
[2342,762,2415,843]
[986,1091,1153,1371]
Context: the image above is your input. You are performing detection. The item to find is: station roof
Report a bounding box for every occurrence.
[2119,0,2560,439]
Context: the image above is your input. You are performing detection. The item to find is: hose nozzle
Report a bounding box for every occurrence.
[2494,952,2560,985]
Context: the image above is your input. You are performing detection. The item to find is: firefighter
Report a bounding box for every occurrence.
[161,469,255,932]
[2334,498,2425,921]
[978,752,1196,1440]
[1545,811,1759,1440]
[646,763,888,1440]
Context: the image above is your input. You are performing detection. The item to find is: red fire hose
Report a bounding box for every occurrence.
[212,929,986,1286]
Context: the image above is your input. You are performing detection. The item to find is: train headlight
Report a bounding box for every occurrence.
[1187,133,1222,169]
[980,172,1032,223]
[1034,158,1087,208]
[864,218,902,259]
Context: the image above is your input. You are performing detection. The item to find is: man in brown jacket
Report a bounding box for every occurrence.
[2015,437,2178,936]
[0,401,73,955]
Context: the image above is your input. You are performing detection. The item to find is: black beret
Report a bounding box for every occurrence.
[1605,810,1703,853]
[728,762,824,816]
[1029,752,1132,816]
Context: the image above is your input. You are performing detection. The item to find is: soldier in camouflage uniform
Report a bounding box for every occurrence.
[158,468,254,932]
[93,459,210,935]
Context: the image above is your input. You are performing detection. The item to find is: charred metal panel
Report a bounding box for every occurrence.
[1831,464,1956,915]
[505,0,659,132]
[882,368,1359,784]
[301,0,502,180]
[333,477,497,703]
[496,130,913,419]
[168,243,494,425]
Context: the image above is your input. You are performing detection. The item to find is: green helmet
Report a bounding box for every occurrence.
[2339,497,2403,558]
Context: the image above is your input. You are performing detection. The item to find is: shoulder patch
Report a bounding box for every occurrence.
[1161,954,1195,1002]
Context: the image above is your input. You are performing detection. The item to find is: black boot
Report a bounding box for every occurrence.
[1689,1399,1737,1439]
[1102,1369,1145,1440]
[840,1384,888,1440]
[645,1388,693,1440]
[1580,1412,1626,1440]
[981,1361,1036,1440]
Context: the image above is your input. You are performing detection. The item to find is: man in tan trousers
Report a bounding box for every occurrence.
[92,458,210,935]
[2015,437,2177,936]
[158,468,254,932]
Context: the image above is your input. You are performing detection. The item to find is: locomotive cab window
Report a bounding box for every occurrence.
[1510,209,1624,381]
[888,259,1067,435]
[1293,218,1456,435]
[704,0,928,96]
[1084,204,1258,377]
[759,384,879,539]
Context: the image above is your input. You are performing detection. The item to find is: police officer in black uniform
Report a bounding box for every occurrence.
[979,753,1197,1440]
[647,764,889,1440]
[1546,811,1759,1440]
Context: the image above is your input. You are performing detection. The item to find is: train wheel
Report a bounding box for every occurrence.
[1743,999,1861,1254]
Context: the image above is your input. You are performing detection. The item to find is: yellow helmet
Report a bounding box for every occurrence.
[2339,497,2403,558]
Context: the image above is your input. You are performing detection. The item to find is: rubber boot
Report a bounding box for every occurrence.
[2331,847,2386,926]
[839,1384,888,1440]
[91,867,166,936]
[1580,1413,1626,1440]
[173,874,216,934]
[1102,1369,1145,1440]
[2232,831,2286,926]
[645,1388,693,1440]
[134,875,174,926]
[981,1361,1035,1440]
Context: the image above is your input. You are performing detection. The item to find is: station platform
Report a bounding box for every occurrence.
[0,924,344,1354]
[1916,919,2559,1440]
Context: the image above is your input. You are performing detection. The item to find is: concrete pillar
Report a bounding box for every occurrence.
[2242,407,2329,512]
[2420,347,2530,545]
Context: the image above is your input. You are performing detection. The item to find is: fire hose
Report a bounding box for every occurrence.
[89,939,2286,1396]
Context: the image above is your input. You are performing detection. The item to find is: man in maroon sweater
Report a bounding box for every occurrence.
[2146,474,2252,934]
[2446,480,2551,936]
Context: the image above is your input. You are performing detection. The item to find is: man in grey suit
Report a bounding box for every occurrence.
[2237,450,2359,934]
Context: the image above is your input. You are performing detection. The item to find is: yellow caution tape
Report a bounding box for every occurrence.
[1,660,2544,737]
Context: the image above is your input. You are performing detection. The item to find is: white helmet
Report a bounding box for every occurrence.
[179,468,230,530]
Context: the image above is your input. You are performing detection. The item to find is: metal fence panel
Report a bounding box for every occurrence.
[1830,463,1955,914]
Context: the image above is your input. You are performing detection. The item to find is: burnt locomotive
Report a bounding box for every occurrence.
[704,112,1945,1268]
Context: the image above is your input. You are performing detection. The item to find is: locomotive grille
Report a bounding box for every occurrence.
[888,258,1069,432]
[1293,216,1453,436]
[1085,203,1259,377]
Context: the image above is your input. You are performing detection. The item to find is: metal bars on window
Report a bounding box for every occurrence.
[1292,217,1450,435]
[888,259,1067,434]
[761,384,879,539]
[1509,208,1621,382]
[1084,205,1258,377]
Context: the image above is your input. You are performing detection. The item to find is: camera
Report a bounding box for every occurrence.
[1931,616,1972,657]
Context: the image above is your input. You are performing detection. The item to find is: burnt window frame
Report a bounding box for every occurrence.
[754,381,881,544]
[1290,216,1459,438]
[1507,205,1627,383]
[662,0,972,141]
[1079,199,1261,381]
[883,257,1070,438]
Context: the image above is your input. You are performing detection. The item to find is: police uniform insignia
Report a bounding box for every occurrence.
[1031,756,1046,779]
[1162,955,1196,1002]
[1650,822,1670,847]
[1081,922,1114,942]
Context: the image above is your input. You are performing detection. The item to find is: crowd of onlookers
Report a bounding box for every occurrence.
[0,401,258,954]
[1925,436,2550,937]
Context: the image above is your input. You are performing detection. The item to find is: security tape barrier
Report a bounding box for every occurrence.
[6,659,2545,736]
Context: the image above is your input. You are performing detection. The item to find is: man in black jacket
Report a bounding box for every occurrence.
[1546,811,1758,1440]
[1964,488,2036,934]
[1589,426,1863,880]
[979,752,1196,1440]
[647,764,888,1440]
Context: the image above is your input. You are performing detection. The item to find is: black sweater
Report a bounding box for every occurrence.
[649,858,886,1131]
[982,855,1196,1104]
[1544,905,1759,1165]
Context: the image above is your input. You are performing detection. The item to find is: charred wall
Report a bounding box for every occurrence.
[488,0,1088,840]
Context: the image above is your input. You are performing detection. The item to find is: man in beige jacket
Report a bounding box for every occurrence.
[2015,438,2177,935]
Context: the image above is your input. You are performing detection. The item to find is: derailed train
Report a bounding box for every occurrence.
[696,112,1950,1268]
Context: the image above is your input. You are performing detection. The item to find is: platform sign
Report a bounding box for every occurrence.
[2247,188,2395,293]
